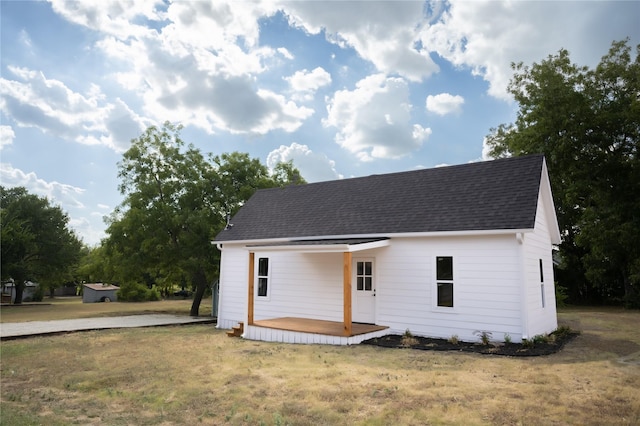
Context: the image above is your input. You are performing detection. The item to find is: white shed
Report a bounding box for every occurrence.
[82,283,119,303]
[213,155,560,345]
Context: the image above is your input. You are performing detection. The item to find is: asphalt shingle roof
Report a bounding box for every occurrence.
[214,154,545,242]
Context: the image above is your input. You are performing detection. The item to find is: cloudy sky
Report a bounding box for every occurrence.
[1,1,638,246]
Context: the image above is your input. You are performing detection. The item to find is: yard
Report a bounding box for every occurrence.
[0,296,212,323]
[1,306,639,425]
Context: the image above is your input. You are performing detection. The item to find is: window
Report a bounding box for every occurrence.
[356,261,373,291]
[436,256,454,307]
[539,259,545,308]
[257,257,269,297]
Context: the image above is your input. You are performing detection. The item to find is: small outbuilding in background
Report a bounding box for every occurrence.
[82,283,119,303]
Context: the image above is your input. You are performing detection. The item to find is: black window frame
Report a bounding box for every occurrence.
[436,256,454,308]
[257,257,269,298]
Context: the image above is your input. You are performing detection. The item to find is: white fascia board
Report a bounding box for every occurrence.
[245,239,391,253]
[540,159,562,245]
[214,229,533,249]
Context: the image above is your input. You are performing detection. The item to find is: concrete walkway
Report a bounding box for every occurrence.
[0,314,216,340]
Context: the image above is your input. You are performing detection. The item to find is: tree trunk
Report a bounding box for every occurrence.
[13,280,24,305]
[622,272,638,309]
[190,267,208,316]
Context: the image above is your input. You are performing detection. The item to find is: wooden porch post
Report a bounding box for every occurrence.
[248,252,255,326]
[343,252,352,336]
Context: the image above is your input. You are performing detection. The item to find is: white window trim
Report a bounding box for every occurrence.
[256,256,271,300]
[433,254,457,312]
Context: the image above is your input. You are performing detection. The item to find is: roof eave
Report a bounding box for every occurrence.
[214,228,535,246]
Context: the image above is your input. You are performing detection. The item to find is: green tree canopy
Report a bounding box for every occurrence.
[1,186,83,304]
[485,39,640,307]
[104,122,306,315]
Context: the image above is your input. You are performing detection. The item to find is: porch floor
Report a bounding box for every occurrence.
[253,317,388,337]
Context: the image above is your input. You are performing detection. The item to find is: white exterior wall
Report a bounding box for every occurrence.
[216,245,249,329]
[254,252,344,322]
[521,188,558,338]
[372,235,524,343]
[217,235,529,343]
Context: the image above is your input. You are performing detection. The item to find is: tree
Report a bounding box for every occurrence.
[1,186,83,304]
[485,39,640,307]
[105,122,305,315]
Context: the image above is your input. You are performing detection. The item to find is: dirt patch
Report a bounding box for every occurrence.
[362,331,579,356]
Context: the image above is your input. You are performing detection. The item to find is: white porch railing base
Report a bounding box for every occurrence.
[243,325,389,345]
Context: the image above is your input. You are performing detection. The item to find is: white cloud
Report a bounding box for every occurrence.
[0,163,85,209]
[420,0,639,100]
[267,143,342,182]
[281,2,439,82]
[68,215,105,246]
[0,125,15,148]
[285,67,332,102]
[426,93,464,115]
[89,3,313,136]
[323,74,431,161]
[0,67,146,152]
[49,0,165,40]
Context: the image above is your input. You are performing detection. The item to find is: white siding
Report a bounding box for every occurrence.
[216,245,248,329]
[521,188,558,338]
[374,235,524,343]
[244,325,389,345]
[254,252,344,322]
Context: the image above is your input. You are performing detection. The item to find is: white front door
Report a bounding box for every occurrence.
[353,258,375,324]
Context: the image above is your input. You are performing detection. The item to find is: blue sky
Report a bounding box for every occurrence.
[1,0,639,246]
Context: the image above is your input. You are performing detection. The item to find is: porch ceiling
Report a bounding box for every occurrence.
[246,237,390,253]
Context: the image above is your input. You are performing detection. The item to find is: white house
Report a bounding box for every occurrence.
[213,155,560,345]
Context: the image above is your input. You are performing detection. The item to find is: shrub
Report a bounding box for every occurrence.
[473,330,492,345]
[117,282,160,302]
[552,325,578,339]
[521,338,534,349]
[31,285,44,302]
[448,335,459,345]
[532,334,549,345]
[503,333,512,344]
[400,329,418,347]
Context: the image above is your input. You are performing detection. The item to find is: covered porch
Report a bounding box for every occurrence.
[246,317,389,345]
[244,238,391,345]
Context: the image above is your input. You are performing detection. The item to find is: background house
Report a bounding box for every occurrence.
[214,155,560,344]
[1,280,39,303]
[82,283,119,303]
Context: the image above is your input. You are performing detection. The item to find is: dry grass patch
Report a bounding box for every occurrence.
[0,296,212,323]
[1,307,639,425]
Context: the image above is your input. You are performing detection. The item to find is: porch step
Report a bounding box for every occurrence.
[226,322,244,338]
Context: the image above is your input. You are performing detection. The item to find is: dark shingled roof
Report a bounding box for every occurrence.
[214,154,545,242]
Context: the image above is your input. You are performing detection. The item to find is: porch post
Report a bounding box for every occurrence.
[343,252,352,336]
[248,251,255,326]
